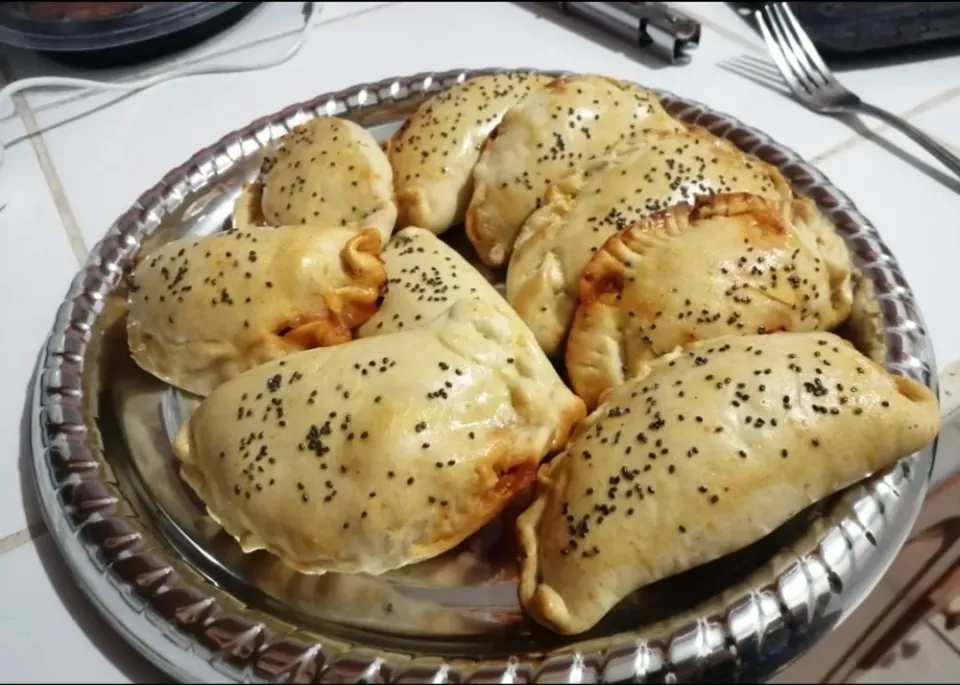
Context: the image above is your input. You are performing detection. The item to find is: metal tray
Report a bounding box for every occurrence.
[30,67,939,684]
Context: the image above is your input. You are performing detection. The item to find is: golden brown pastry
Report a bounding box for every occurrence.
[357,226,522,337]
[505,127,794,356]
[174,298,586,576]
[566,193,854,408]
[388,72,553,234]
[518,332,941,635]
[127,225,385,396]
[234,116,397,241]
[466,74,684,268]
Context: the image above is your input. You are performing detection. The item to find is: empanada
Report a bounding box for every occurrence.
[358,226,521,337]
[518,332,940,635]
[127,225,385,396]
[466,75,684,268]
[234,116,397,241]
[174,298,586,576]
[566,193,854,408]
[388,72,552,234]
[505,127,794,356]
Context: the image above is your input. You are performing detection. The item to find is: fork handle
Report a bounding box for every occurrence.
[856,101,960,180]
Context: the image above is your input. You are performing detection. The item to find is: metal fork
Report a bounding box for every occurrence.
[756,2,960,179]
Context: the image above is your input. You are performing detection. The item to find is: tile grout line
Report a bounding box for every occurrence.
[923,616,960,658]
[810,85,960,164]
[0,55,88,265]
[667,3,960,163]
[6,1,403,117]
[0,521,47,555]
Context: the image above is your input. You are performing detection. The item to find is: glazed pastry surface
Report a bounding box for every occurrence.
[388,72,553,234]
[505,127,794,356]
[566,193,853,408]
[234,116,397,241]
[518,332,940,634]
[127,225,385,396]
[175,299,586,576]
[358,226,524,338]
[467,74,684,268]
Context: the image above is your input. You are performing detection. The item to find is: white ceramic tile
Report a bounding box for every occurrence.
[0,112,79,540]
[941,360,960,417]
[0,534,168,684]
[2,2,395,112]
[853,621,960,684]
[31,1,870,249]
[932,359,960,486]
[928,607,960,657]
[814,119,960,372]
[903,93,960,156]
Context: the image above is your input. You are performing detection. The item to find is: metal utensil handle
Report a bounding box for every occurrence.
[857,101,960,180]
[556,1,701,64]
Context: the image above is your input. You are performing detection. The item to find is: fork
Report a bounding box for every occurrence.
[755,2,960,179]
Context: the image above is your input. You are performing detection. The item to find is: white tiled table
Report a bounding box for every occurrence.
[1,3,958,682]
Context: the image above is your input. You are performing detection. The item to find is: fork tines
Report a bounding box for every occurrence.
[755,3,836,97]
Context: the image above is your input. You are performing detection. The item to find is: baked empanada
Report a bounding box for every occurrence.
[566,193,854,408]
[174,298,586,576]
[466,75,684,268]
[234,116,397,241]
[518,332,940,635]
[358,226,521,337]
[388,72,552,234]
[127,226,385,396]
[505,127,794,356]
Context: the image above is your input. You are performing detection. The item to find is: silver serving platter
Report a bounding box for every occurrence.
[31,68,939,684]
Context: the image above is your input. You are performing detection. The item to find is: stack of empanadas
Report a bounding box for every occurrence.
[123,71,941,636]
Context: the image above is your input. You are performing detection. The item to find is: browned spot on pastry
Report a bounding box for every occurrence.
[492,461,538,500]
[690,193,788,251]
[581,271,625,304]
[277,311,352,349]
[395,190,421,227]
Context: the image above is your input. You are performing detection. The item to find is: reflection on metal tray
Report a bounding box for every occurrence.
[31,68,937,684]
